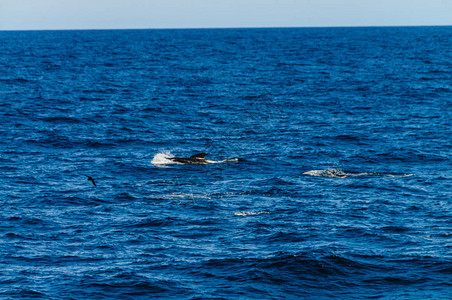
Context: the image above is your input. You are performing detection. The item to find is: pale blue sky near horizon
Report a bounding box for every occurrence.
[1,0,451,31]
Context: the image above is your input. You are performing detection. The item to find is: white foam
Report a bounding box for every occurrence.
[151,151,177,167]
[234,211,269,216]
[385,173,414,178]
[224,158,239,163]
[303,169,415,178]
[303,169,348,178]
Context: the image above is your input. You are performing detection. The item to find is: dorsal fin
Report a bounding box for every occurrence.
[190,153,207,159]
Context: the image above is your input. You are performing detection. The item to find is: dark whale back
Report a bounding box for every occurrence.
[189,153,207,159]
[170,153,208,164]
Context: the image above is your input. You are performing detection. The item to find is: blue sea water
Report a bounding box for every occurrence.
[0,27,451,299]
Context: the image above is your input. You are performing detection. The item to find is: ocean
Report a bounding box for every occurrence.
[0,27,451,299]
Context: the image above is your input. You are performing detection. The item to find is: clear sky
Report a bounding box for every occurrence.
[1,0,451,30]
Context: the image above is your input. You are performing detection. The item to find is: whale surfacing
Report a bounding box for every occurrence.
[169,153,216,165]
[151,152,238,166]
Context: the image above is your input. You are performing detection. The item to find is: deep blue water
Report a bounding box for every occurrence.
[1,27,451,299]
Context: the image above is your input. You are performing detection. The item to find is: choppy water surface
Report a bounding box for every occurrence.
[1,27,451,299]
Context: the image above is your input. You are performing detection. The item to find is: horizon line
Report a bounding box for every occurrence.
[1,24,452,32]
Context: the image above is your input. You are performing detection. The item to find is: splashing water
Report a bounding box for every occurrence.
[151,151,176,167]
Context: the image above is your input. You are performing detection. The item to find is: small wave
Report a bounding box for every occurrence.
[127,217,176,228]
[303,169,414,178]
[1,77,31,84]
[42,116,83,124]
[163,193,211,200]
[85,140,117,148]
[234,211,269,216]
[14,289,46,298]
[115,192,137,201]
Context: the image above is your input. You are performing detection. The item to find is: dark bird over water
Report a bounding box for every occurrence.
[84,175,96,186]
